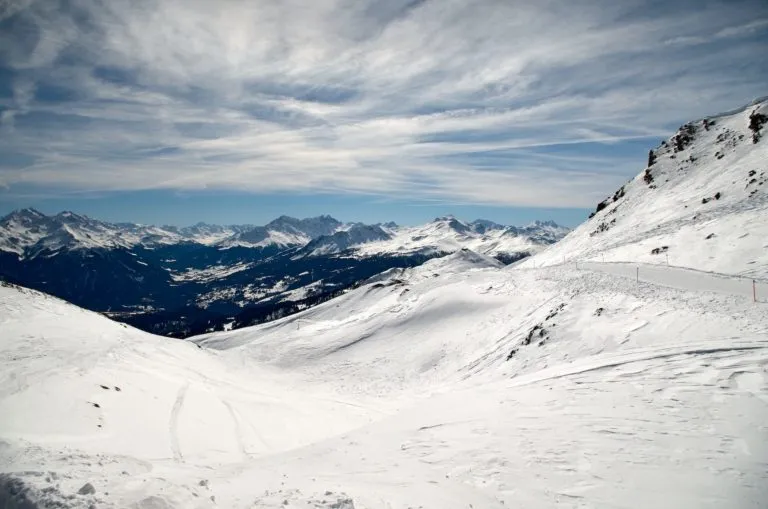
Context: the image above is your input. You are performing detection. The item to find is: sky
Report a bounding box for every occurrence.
[0,0,766,227]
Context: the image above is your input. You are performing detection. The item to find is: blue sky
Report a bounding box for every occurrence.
[0,0,766,227]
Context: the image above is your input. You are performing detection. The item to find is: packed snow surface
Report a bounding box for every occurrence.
[2,99,768,508]
[2,253,767,508]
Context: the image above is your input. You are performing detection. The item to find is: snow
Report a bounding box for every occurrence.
[219,228,312,249]
[279,281,324,302]
[524,101,768,278]
[3,252,767,508]
[2,100,768,508]
[1,210,564,263]
[195,286,239,308]
[0,211,248,257]
[312,216,569,258]
[170,262,253,283]
[0,283,380,507]
[576,261,767,301]
[219,215,343,249]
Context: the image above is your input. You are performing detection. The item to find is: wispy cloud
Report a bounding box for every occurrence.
[0,0,766,208]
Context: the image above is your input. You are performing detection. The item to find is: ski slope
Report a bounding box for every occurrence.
[3,251,767,508]
[2,100,768,508]
[566,261,768,301]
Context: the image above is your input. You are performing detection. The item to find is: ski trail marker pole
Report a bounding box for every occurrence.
[754,280,757,303]
[636,267,639,283]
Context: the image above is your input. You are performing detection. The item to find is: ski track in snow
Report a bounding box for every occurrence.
[169,383,189,463]
[506,340,768,389]
[2,258,768,508]
[220,399,252,459]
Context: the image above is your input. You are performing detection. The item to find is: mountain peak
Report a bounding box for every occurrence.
[472,219,502,226]
[524,97,767,276]
[431,215,472,234]
[271,214,298,223]
[528,220,561,228]
[55,211,90,223]
[2,207,46,222]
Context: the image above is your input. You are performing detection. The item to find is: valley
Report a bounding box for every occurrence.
[1,98,767,508]
[0,214,566,336]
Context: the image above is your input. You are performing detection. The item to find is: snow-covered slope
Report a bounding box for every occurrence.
[3,247,767,507]
[526,98,768,278]
[0,282,379,508]
[300,224,393,256]
[3,99,768,509]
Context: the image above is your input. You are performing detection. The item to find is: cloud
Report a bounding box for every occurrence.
[0,0,32,22]
[664,17,768,45]
[0,0,766,208]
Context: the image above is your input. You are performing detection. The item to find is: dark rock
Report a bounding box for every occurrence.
[643,169,654,185]
[647,150,656,167]
[748,110,767,143]
[78,483,96,495]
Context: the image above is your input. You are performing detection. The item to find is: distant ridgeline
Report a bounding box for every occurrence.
[0,211,567,337]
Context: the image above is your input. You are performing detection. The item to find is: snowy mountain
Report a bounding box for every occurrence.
[0,209,132,256]
[2,98,768,508]
[0,209,565,261]
[526,97,768,278]
[0,209,251,257]
[220,215,343,248]
[0,210,566,336]
[300,223,393,256]
[297,216,569,260]
[0,210,353,258]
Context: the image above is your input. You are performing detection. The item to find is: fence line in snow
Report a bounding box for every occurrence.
[561,259,765,303]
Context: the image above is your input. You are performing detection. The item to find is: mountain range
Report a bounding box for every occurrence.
[0,210,569,336]
[1,97,767,509]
